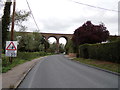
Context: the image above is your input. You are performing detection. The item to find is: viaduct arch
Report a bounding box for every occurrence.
[17,32,73,53]
[16,32,120,53]
[41,33,73,53]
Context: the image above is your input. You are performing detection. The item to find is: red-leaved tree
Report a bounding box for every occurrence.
[72,21,109,45]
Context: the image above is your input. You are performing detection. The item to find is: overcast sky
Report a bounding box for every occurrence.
[1,0,119,35]
[0,0,119,36]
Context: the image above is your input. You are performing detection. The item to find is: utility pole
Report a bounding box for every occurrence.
[10,0,16,63]
[11,0,16,41]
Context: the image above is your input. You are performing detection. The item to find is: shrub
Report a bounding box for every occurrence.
[65,40,75,54]
[2,54,9,67]
[17,52,48,60]
[2,52,52,73]
[79,44,89,59]
[79,40,120,63]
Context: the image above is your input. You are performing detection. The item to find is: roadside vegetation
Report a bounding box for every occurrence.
[65,21,120,73]
[2,0,119,74]
[1,1,65,74]
[79,40,120,63]
[2,52,53,73]
[73,58,120,73]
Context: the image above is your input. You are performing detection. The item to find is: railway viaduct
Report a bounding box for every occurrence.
[41,33,73,53]
[16,32,120,53]
[17,32,73,53]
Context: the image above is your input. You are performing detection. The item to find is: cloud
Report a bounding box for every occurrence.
[12,0,119,35]
[0,0,4,16]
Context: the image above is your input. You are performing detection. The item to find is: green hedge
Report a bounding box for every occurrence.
[79,40,120,63]
[17,52,47,61]
[2,52,52,73]
[79,44,89,59]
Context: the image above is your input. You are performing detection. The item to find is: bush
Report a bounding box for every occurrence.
[17,52,48,61]
[79,44,89,59]
[79,40,120,63]
[2,52,52,73]
[2,54,9,67]
[65,40,75,54]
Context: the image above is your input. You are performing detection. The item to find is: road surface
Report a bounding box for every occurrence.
[18,55,118,88]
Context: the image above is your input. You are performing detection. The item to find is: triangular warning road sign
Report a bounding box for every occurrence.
[6,42,17,50]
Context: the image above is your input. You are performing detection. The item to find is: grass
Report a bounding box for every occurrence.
[2,52,53,73]
[2,58,27,73]
[73,58,120,73]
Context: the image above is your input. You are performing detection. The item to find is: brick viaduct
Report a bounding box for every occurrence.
[41,33,73,53]
[16,32,120,53]
[17,32,73,53]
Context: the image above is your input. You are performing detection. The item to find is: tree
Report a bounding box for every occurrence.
[2,0,30,51]
[47,42,56,53]
[18,32,49,52]
[44,40,50,52]
[59,43,65,53]
[72,21,109,45]
[47,42,65,53]
[0,19,2,54]
[13,10,31,30]
[32,32,49,52]
[18,33,39,52]
[9,10,31,41]
[2,0,12,50]
[65,39,75,54]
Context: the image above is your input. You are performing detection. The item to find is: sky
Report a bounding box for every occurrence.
[0,0,119,44]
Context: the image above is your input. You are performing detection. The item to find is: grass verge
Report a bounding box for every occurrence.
[2,52,53,73]
[73,58,120,73]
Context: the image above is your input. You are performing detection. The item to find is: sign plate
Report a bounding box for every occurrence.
[5,41,17,57]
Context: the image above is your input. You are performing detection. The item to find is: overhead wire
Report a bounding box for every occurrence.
[69,0,119,12]
[25,0,119,32]
[26,0,40,31]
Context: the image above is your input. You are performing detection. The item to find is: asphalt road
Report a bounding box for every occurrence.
[18,54,118,88]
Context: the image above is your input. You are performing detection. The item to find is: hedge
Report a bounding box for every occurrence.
[79,44,89,59]
[17,52,47,61]
[79,40,120,63]
[2,52,53,73]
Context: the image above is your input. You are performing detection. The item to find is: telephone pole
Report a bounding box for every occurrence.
[11,0,16,41]
[10,0,16,63]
